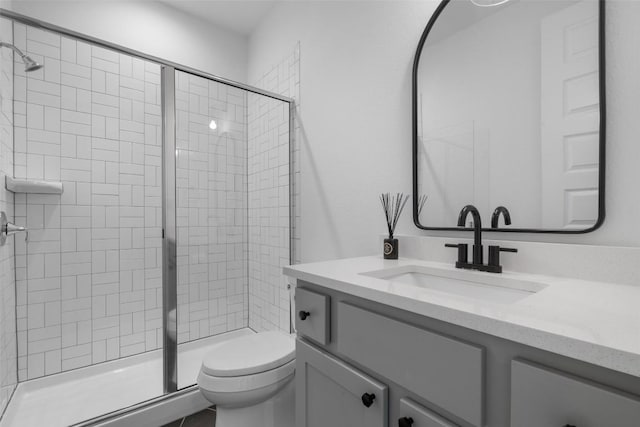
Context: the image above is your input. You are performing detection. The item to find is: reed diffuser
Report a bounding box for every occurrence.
[379,193,409,259]
[417,194,428,221]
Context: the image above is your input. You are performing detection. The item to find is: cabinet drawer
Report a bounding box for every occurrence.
[295,287,330,345]
[296,339,388,427]
[398,398,458,427]
[336,302,484,427]
[511,359,640,427]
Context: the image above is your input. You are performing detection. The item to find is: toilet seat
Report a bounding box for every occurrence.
[201,331,295,377]
[198,359,295,393]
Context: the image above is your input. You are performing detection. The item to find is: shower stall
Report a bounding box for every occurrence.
[0,10,294,427]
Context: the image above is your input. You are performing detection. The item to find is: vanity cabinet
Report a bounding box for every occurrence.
[294,280,640,427]
[296,339,388,427]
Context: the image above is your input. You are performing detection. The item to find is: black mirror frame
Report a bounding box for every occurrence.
[412,0,606,234]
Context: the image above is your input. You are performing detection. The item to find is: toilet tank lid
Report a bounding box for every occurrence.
[201,331,295,377]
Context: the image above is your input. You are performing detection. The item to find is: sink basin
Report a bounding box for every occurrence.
[361,265,547,304]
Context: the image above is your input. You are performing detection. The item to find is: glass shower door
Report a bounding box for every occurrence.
[173,69,251,389]
[172,69,292,389]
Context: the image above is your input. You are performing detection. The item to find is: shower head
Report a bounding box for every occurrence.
[0,41,44,72]
[21,54,43,72]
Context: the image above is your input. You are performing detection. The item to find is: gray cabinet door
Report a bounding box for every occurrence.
[296,339,388,427]
[295,287,330,345]
[336,302,484,426]
[511,359,640,427]
[399,398,459,427]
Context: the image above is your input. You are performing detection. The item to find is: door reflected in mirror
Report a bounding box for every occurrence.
[414,0,604,232]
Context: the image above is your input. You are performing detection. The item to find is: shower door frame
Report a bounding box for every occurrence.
[0,8,296,426]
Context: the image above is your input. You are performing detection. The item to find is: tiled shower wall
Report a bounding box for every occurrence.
[12,24,163,380]
[248,44,300,332]
[0,17,17,415]
[175,71,248,343]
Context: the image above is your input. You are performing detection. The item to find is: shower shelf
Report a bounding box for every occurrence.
[5,176,64,194]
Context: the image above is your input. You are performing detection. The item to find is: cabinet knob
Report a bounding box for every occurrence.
[398,416,414,427]
[298,310,310,320]
[361,392,376,408]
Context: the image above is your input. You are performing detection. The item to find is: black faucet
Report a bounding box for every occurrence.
[445,204,517,273]
[457,205,483,264]
[491,206,511,229]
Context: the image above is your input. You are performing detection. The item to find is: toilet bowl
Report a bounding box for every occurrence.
[197,330,296,427]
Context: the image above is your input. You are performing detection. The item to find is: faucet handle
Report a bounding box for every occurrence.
[488,245,517,269]
[445,243,468,264]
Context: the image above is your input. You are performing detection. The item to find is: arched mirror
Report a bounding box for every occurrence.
[412,0,605,233]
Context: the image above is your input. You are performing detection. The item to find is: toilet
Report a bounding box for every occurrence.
[197,330,296,427]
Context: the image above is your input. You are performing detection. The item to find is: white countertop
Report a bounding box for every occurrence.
[284,256,640,377]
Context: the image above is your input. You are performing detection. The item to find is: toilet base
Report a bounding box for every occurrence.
[214,378,294,427]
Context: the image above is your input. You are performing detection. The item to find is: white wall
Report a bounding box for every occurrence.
[249,0,640,264]
[6,0,249,83]
[249,0,439,262]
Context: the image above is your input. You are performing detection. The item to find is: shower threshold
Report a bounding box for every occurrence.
[0,328,254,427]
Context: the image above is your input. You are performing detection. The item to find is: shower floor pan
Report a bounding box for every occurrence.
[0,328,254,427]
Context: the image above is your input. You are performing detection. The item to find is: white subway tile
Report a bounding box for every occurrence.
[44,253,60,278]
[120,76,144,92]
[61,323,76,347]
[119,54,132,77]
[61,61,91,79]
[91,340,106,364]
[105,73,119,96]
[76,89,91,112]
[91,69,106,93]
[27,353,45,379]
[60,37,76,63]
[60,229,76,253]
[76,42,91,67]
[92,45,119,63]
[43,106,61,132]
[44,57,61,84]
[61,86,76,111]
[61,121,91,136]
[26,39,60,60]
[132,58,145,80]
[44,156,60,180]
[26,103,44,129]
[61,109,91,125]
[92,57,119,74]
[60,73,91,91]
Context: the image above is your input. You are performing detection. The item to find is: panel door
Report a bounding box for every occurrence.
[296,339,388,427]
[541,1,600,229]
